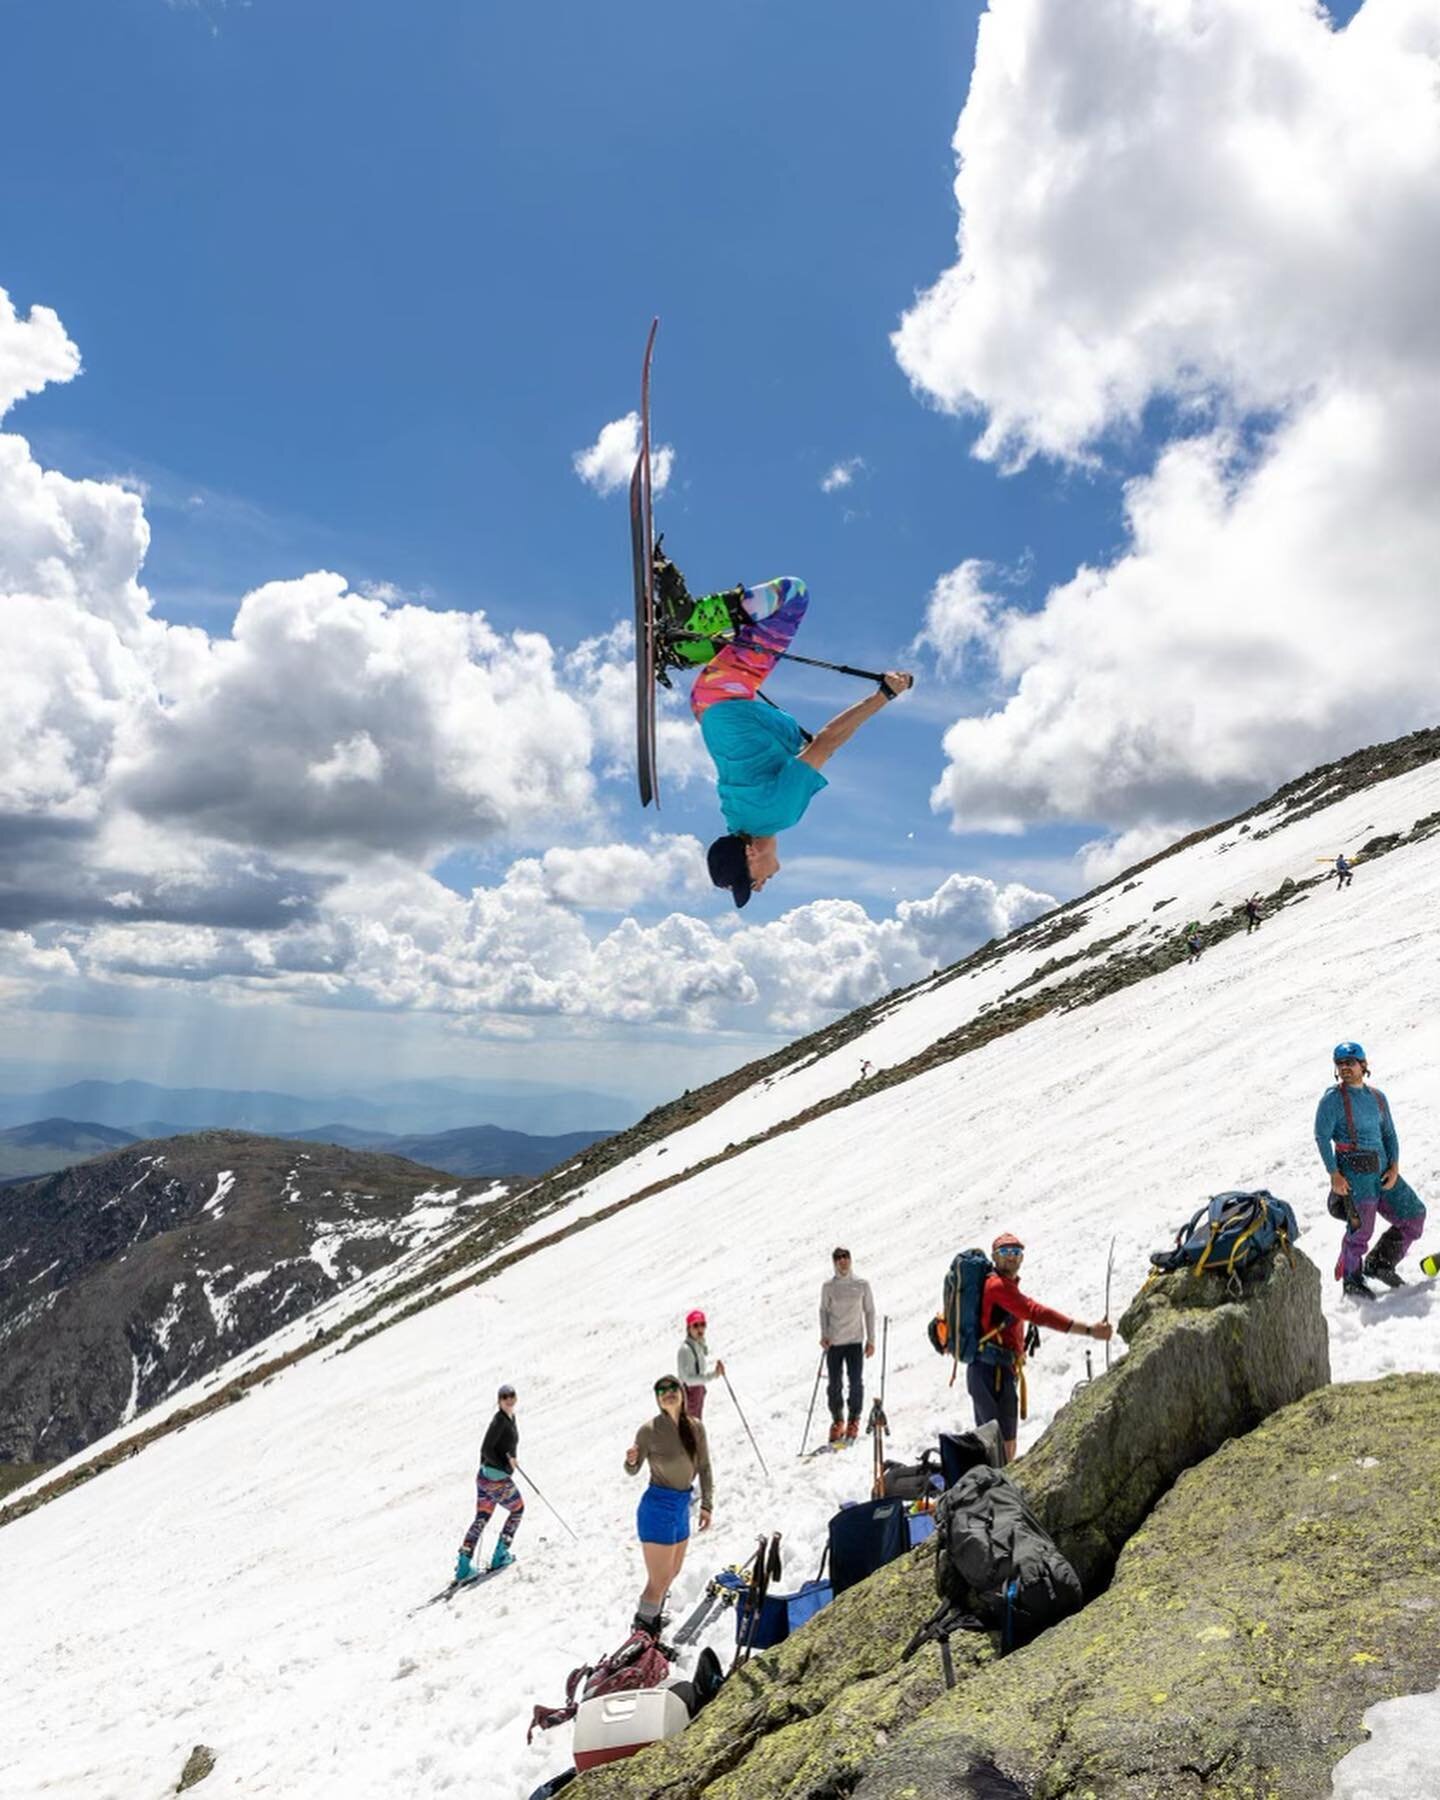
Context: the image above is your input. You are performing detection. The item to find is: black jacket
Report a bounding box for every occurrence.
[480,1408,518,1473]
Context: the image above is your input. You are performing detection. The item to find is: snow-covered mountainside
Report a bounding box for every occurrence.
[0,1132,501,1478]
[2,730,1438,1798]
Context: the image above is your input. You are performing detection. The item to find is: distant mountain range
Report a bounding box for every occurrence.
[0,1131,500,1471]
[0,1115,612,1185]
[277,1123,610,1175]
[0,1076,634,1139]
[0,1118,139,1181]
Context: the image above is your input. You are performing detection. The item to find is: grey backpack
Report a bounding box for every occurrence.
[932,1466,1083,1652]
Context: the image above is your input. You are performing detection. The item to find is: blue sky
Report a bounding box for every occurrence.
[0,0,1425,1115]
[6,0,1113,879]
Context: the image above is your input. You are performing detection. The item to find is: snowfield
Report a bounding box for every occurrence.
[3,762,1439,1799]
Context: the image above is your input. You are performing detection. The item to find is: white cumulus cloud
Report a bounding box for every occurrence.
[894,0,1440,840]
[573,412,674,498]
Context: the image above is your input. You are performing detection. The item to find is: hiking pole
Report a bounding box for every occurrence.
[1103,1236,1116,1373]
[513,1463,579,1543]
[799,1350,825,1456]
[721,1370,770,1480]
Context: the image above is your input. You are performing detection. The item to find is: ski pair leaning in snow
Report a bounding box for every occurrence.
[454,1382,523,1582]
[1317,1041,1426,1300]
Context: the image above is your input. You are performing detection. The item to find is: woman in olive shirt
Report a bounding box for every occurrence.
[624,1374,713,1635]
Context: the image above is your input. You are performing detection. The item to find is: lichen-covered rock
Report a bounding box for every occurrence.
[1015,1241,1330,1590]
[574,1249,1330,1799]
[176,1743,216,1791]
[852,1374,1440,1800]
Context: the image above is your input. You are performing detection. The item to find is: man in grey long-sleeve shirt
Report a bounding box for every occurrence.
[818,1246,875,1445]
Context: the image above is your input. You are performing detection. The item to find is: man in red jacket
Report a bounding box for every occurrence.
[973,1232,1113,1462]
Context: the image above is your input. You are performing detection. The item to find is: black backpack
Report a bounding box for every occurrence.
[931,1466,1082,1652]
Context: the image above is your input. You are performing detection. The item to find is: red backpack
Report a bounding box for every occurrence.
[527,1630,674,1742]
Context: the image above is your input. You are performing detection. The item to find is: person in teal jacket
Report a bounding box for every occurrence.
[1315,1040,1426,1298]
[691,576,913,907]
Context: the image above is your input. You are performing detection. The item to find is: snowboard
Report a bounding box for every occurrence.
[630,317,660,808]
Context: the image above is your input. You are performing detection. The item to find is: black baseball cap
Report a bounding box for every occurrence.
[707,834,752,909]
[497,1383,516,1399]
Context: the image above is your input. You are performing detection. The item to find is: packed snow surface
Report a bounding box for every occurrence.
[2,766,1439,1798]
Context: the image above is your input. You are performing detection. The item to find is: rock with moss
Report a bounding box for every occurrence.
[574,1248,1329,1798]
[853,1374,1440,1799]
[176,1744,216,1791]
[1015,1240,1330,1590]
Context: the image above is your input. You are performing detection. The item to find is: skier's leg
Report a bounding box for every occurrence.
[461,1472,499,1556]
[684,1384,706,1419]
[1376,1182,1426,1265]
[496,1475,525,1545]
[966,1363,1016,1464]
[1336,1194,1379,1280]
[690,577,809,719]
[639,1538,674,1607]
[844,1342,864,1424]
[825,1345,844,1423]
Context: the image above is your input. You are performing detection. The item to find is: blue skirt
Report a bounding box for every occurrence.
[637,1482,692,1545]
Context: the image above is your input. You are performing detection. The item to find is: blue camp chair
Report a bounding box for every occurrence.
[827,1497,909,1595]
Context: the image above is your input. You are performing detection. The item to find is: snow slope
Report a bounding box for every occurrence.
[2,761,1439,1799]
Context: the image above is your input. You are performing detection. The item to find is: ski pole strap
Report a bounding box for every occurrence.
[757,688,813,743]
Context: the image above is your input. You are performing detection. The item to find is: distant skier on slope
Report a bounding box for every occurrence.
[970,1233,1113,1464]
[676,1309,723,1419]
[683,570,914,908]
[624,1374,713,1637]
[1316,1041,1426,1299]
[1334,854,1354,889]
[1185,929,1203,965]
[1244,895,1263,934]
[455,1382,524,1580]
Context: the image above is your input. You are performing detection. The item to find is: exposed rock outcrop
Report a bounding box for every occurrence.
[575,1247,1333,1798]
[853,1375,1440,1799]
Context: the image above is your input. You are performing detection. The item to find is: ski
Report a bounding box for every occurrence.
[630,317,660,808]
[412,1563,512,1615]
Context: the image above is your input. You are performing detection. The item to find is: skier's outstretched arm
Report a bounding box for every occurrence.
[799,672,913,772]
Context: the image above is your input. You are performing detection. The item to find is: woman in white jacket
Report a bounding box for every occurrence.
[676,1309,724,1418]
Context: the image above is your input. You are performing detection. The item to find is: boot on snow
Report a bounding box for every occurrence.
[455,1551,476,1582]
[844,1418,860,1442]
[489,1539,515,1572]
[1365,1228,1407,1288]
[1342,1272,1377,1300]
[828,1420,845,1446]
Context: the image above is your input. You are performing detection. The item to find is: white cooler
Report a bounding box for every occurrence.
[572,1685,691,1771]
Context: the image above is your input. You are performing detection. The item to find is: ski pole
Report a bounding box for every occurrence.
[513,1463,579,1543]
[1103,1236,1116,1373]
[721,1371,770,1479]
[799,1350,825,1456]
[660,626,887,685]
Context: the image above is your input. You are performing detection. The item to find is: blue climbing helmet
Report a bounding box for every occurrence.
[1333,1041,1366,1064]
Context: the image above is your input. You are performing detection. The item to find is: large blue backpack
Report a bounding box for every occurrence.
[928,1249,1011,1380]
[1149,1190,1299,1284]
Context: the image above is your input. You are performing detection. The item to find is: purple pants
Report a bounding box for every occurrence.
[1335,1176,1426,1279]
[683,1384,707,1419]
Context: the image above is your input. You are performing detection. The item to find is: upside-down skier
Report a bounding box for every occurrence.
[677,571,914,908]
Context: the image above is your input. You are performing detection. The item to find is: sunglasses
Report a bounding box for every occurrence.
[993,1247,1024,1258]
[655,1381,682,1397]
